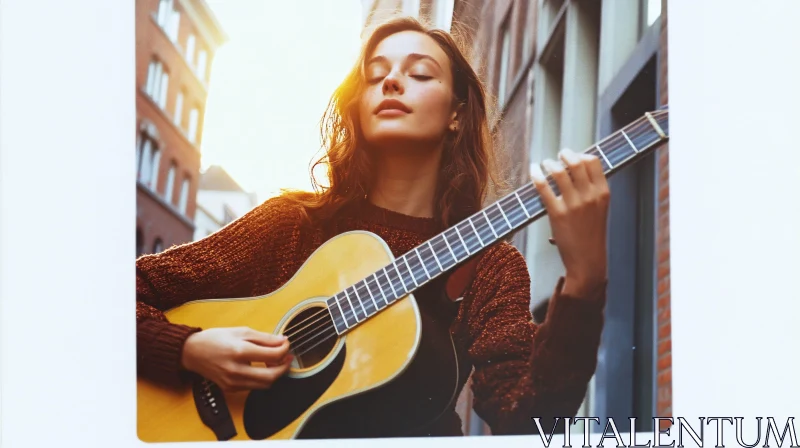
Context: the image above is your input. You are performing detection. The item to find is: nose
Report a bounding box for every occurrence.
[382,73,404,95]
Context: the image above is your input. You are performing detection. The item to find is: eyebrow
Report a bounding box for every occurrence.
[365,53,442,70]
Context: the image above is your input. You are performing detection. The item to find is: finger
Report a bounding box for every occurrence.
[243,328,289,347]
[267,351,295,367]
[581,153,607,186]
[541,158,577,206]
[529,163,562,214]
[237,362,292,390]
[239,340,291,364]
[559,149,591,193]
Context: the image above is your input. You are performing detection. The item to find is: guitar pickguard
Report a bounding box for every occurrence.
[241,342,347,439]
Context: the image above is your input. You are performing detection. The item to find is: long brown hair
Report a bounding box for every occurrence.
[284,16,508,229]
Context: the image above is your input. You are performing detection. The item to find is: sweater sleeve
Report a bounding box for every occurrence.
[459,242,606,435]
[136,195,305,388]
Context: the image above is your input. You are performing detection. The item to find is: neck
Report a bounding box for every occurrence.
[368,144,442,218]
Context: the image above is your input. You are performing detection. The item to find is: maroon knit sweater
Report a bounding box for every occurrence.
[136,195,607,436]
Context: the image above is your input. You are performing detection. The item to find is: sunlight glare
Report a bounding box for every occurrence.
[200,0,365,202]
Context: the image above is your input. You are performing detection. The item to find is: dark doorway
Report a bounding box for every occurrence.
[593,54,658,433]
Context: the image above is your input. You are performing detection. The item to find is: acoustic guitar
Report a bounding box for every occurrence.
[136,108,669,442]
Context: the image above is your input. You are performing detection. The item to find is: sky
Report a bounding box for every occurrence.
[199,0,365,202]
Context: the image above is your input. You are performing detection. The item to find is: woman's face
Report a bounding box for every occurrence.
[358,31,456,149]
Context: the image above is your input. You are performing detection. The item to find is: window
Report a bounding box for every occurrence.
[185,34,196,66]
[188,108,199,144]
[164,162,176,204]
[497,16,512,107]
[157,0,179,42]
[196,50,207,82]
[402,0,420,17]
[167,8,180,42]
[430,0,454,31]
[178,177,191,214]
[223,206,236,225]
[642,0,662,29]
[156,0,171,27]
[136,134,161,190]
[173,90,184,127]
[152,238,164,254]
[522,3,533,64]
[145,60,169,109]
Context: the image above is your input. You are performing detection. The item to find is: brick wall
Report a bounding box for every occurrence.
[655,0,672,428]
[136,0,224,253]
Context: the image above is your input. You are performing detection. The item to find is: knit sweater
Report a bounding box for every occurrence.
[136,194,607,436]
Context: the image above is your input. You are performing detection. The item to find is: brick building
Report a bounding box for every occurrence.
[135,0,226,256]
[361,0,671,435]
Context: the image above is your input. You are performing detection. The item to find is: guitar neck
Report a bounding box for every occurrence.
[327,108,670,335]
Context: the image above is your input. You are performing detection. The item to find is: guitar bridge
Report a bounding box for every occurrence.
[191,377,237,441]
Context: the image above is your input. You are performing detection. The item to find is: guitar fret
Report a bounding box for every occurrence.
[415,248,432,278]
[364,280,379,311]
[497,203,512,228]
[595,144,613,169]
[383,266,399,299]
[427,241,444,271]
[442,235,457,262]
[481,210,499,238]
[372,273,389,306]
[454,226,471,255]
[393,262,410,293]
[332,297,351,329]
[514,191,531,218]
[468,218,485,247]
[344,288,362,322]
[354,286,370,316]
[355,283,376,316]
[402,256,420,287]
[621,130,638,153]
[392,263,405,293]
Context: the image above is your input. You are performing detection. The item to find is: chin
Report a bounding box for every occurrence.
[364,124,436,147]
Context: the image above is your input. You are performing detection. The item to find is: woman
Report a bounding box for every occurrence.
[136,17,609,438]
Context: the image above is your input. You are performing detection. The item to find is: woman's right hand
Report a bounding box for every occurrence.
[180,327,293,393]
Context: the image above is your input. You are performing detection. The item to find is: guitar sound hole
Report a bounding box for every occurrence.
[283,305,338,371]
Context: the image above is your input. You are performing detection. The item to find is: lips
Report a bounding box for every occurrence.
[374,99,411,115]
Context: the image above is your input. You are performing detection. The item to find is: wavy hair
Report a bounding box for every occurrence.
[284,16,508,229]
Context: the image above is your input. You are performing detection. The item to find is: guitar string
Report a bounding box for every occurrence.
[278,112,666,339]
[288,156,667,355]
[281,114,666,348]
[286,110,668,356]
[282,114,666,350]
[281,114,667,352]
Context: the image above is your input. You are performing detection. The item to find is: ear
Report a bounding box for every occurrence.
[449,103,464,132]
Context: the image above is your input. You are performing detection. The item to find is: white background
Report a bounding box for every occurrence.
[1,0,799,447]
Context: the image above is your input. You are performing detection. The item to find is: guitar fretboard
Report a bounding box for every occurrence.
[326,109,669,335]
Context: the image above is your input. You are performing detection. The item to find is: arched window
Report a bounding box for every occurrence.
[136,131,161,190]
[152,238,164,254]
[178,177,191,214]
[164,162,177,204]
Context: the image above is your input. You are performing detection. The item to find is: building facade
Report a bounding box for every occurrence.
[193,165,258,241]
[135,0,226,256]
[361,0,672,436]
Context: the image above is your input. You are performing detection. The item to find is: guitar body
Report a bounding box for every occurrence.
[137,230,462,442]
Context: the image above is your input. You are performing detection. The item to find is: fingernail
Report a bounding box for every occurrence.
[559,148,577,161]
[542,159,562,172]
[529,163,545,181]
